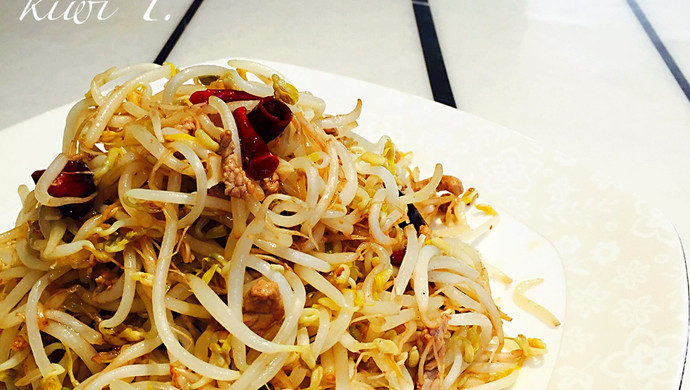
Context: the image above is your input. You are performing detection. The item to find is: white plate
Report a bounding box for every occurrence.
[0,59,686,389]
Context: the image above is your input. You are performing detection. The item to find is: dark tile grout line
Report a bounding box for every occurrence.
[412,0,457,108]
[626,0,690,103]
[153,0,205,65]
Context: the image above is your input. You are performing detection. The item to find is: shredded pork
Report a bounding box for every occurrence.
[174,116,197,132]
[242,278,284,335]
[414,175,464,196]
[220,131,254,199]
[417,315,449,390]
[260,172,280,195]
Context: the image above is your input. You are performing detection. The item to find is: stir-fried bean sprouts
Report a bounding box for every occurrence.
[0,60,553,389]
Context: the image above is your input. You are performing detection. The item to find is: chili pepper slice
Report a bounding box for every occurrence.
[391,248,406,267]
[191,89,293,143]
[189,89,261,105]
[247,97,293,143]
[31,160,97,219]
[397,190,427,231]
[232,107,279,180]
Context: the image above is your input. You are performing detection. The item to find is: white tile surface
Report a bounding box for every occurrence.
[0,0,191,130]
[165,0,432,100]
[431,0,690,255]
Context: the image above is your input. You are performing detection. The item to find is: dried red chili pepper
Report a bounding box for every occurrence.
[397,190,426,231]
[232,107,279,180]
[191,89,293,143]
[189,89,261,105]
[247,98,293,143]
[391,249,406,267]
[31,160,97,219]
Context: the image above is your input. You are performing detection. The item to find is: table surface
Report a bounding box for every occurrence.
[1,0,689,388]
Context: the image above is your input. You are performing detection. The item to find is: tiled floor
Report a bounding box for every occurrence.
[166,0,432,98]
